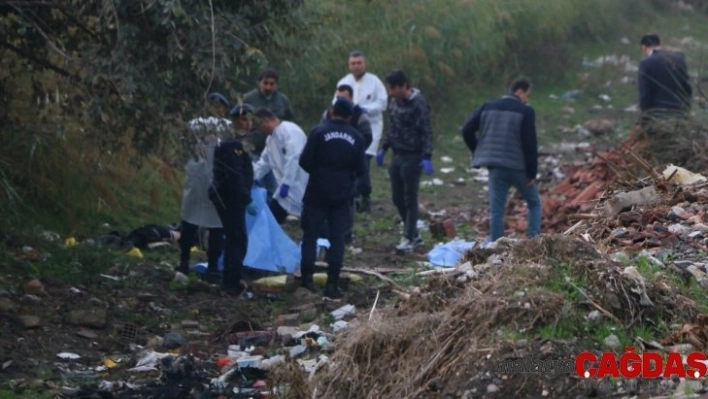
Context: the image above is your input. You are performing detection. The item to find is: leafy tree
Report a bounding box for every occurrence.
[0,0,314,155]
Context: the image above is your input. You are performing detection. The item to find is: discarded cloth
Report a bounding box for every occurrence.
[426,240,476,267]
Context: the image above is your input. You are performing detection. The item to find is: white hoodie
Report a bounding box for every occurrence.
[336,72,388,156]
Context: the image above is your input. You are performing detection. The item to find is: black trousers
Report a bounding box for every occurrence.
[214,203,247,288]
[300,201,352,286]
[269,200,289,224]
[356,155,373,198]
[318,200,354,245]
[179,221,223,273]
[389,153,422,240]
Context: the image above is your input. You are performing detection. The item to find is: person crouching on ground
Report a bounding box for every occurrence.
[209,104,258,297]
[299,98,367,300]
[252,108,309,224]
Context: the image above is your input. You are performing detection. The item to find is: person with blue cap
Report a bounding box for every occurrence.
[177,92,232,280]
[299,98,368,300]
[209,103,258,297]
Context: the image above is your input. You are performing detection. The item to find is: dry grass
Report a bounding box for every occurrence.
[291,235,702,399]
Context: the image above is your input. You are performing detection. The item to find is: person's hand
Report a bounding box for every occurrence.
[246,201,258,216]
[279,184,290,198]
[375,149,386,167]
[421,159,434,176]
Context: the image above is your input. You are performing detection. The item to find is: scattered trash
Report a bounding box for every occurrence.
[440,167,455,174]
[57,352,81,360]
[331,304,356,321]
[64,237,77,247]
[440,156,453,163]
[427,240,476,267]
[662,164,707,185]
[125,247,144,258]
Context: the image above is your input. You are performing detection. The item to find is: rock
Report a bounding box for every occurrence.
[586,310,603,323]
[277,326,299,337]
[275,313,301,327]
[583,119,615,136]
[162,332,187,349]
[516,339,528,348]
[0,289,11,298]
[173,272,189,284]
[19,294,42,304]
[66,309,107,329]
[604,334,621,350]
[180,320,199,328]
[487,384,499,393]
[0,298,17,314]
[76,328,98,340]
[18,315,41,329]
[24,279,46,296]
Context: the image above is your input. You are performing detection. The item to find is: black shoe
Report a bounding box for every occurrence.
[357,197,371,213]
[323,284,344,301]
[224,281,246,297]
[200,271,222,284]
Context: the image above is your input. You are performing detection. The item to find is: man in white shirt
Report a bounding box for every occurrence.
[336,50,388,213]
[252,108,309,224]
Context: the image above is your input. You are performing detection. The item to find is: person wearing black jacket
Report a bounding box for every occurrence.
[299,98,367,300]
[209,104,258,296]
[376,69,434,253]
[321,84,374,213]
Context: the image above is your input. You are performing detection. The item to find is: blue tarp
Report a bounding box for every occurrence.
[192,187,301,274]
[426,240,476,267]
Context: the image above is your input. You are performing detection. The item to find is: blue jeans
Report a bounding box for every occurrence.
[488,167,541,241]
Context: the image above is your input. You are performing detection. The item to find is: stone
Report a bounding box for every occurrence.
[76,328,98,340]
[0,298,17,314]
[604,334,621,350]
[181,320,200,328]
[66,309,107,329]
[582,119,615,136]
[0,289,11,298]
[487,384,499,393]
[515,339,528,348]
[162,332,187,349]
[275,313,301,327]
[18,315,41,329]
[277,326,299,337]
[24,279,46,296]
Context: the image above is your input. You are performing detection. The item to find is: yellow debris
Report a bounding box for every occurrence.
[64,237,77,247]
[126,247,144,258]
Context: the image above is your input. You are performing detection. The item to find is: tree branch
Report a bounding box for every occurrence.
[0,39,79,82]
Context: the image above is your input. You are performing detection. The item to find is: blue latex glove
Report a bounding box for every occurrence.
[375,149,386,167]
[246,201,258,216]
[253,179,263,188]
[279,184,290,198]
[421,159,434,176]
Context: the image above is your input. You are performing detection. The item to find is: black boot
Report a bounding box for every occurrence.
[323,268,344,300]
[357,196,371,213]
[300,272,316,293]
[222,269,245,297]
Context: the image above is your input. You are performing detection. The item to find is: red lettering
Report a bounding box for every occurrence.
[641,352,663,378]
[597,353,620,378]
[575,352,597,378]
[663,353,686,378]
[686,352,708,379]
[619,347,641,379]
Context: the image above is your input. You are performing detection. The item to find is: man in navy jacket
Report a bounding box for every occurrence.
[638,34,692,121]
[299,98,367,300]
[462,79,541,242]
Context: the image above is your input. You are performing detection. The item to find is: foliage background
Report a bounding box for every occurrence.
[0,0,700,234]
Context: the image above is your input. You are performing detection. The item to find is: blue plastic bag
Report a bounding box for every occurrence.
[192,187,301,274]
[426,240,476,267]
